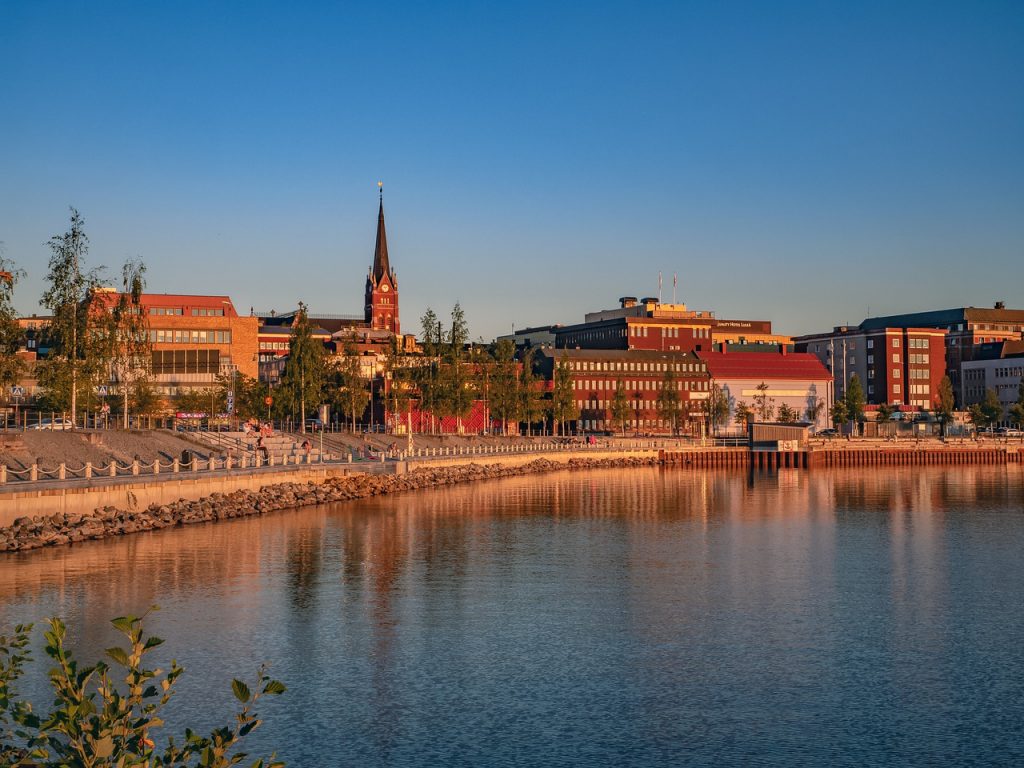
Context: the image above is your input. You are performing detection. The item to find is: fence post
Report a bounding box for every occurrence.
[153,461,160,475]
[132,460,139,476]
[85,462,92,479]
[209,456,215,472]
[226,455,233,471]
[31,464,38,482]
[58,463,66,480]
[109,462,116,477]
[173,459,180,473]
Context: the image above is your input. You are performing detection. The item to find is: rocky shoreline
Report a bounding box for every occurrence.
[0,456,657,553]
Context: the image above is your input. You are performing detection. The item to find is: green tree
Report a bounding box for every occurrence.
[977,388,1003,428]
[734,400,752,427]
[0,247,26,392]
[777,403,798,423]
[100,260,152,429]
[330,336,370,431]
[655,367,681,434]
[830,399,848,432]
[518,347,543,435]
[278,303,326,431]
[844,374,866,434]
[611,378,631,435]
[702,382,730,435]
[39,209,105,424]
[752,381,775,422]
[551,352,578,436]
[0,614,284,767]
[1009,380,1024,427]
[875,402,895,422]
[934,375,956,436]
[488,339,520,435]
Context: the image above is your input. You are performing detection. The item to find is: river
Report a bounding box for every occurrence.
[1,466,1023,766]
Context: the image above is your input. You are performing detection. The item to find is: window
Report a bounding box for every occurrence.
[867,339,874,349]
[892,338,900,347]
[867,355,874,365]
[893,383,901,394]
[893,369,900,379]
[892,354,900,363]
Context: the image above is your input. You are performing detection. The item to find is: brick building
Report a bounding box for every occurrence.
[535,348,711,434]
[853,305,1024,403]
[552,296,789,353]
[794,326,947,410]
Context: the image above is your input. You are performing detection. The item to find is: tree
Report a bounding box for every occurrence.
[844,374,866,434]
[611,378,631,435]
[655,367,681,434]
[551,352,578,436]
[101,260,152,428]
[488,339,520,435]
[518,347,543,435]
[971,388,1003,429]
[39,209,104,425]
[0,614,284,767]
[830,399,848,432]
[934,375,956,436]
[0,247,26,392]
[414,308,444,432]
[702,382,730,435]
[278,303,326,431]
[330,336,370,431]
[804,391,825,426]
[752,382,775,422]
[776,403,798,423]
[734,401,752,427]
[875,402,895,422]
[1009,380,1024,427]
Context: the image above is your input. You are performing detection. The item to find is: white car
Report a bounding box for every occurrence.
[29,418,74,431]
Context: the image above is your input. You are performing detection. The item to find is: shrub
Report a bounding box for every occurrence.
[0,612,284,767]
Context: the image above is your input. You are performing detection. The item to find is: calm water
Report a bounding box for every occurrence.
[1,466,1024,767]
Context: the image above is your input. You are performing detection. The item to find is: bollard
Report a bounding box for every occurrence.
[0,464,4,484]
[132,460,139,476]
[31,464,38,482]
[240,455,248,469]
[173,459,180,473]
[348,453,353,463]
[191,457,198,472]
[84,462,91,479]
[153,461,159,475]
[59,463,66,480]
[109,462,116,477]
[209,457,215,471]
[226,455,233,470]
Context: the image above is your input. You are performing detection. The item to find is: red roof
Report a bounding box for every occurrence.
[697,351,832,381]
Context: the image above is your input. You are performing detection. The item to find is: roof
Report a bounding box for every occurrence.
[372,196,390,281]
[860,306,1024,331]
[538,348,700,363]
[696,351,832,381]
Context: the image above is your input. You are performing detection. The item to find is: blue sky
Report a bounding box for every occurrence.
[1,1,1022,340]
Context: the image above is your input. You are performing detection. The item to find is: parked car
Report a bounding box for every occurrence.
[816,428,838,438]
[304,417,324,432]
[995,427,1023,437]
[28,418,74,431]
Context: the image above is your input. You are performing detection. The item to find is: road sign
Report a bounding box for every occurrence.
[97,385,108,396]
[264,396,273,406]
[10,386,24,397]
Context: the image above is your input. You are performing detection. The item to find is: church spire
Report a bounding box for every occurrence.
[372,181,390,282]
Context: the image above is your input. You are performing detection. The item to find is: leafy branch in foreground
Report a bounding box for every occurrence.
[0,612,285,767]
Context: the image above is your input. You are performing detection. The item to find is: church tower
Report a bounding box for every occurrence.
[364,185,400,335]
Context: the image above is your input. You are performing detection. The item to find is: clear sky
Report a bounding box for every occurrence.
[2,1,1022,341]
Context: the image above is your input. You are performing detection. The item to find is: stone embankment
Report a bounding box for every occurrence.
[0,456,656,553]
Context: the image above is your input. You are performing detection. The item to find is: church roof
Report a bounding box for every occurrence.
[372,196,390,282]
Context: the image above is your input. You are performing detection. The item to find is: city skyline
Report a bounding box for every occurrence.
[2,1,1022,340]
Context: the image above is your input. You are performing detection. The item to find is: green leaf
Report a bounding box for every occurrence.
[262,680,286,695]
[111,615,138,634]
[144,636,165,651]
[231,679,251,703]
[106,647,130,666]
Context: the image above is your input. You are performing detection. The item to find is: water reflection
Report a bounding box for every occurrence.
[0,465,1022,766]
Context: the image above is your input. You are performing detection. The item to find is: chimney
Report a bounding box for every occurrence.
[995,301,1006,310]
[620,296,638,309]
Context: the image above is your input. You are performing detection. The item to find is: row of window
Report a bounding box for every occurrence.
[151,329,232,344]
[149,307,226,317]
[908,353,930,364]
[574,379,709,392]
[568,360,705,373]
[995,367,1024,379]
[259,341,289,351]
[909,384,931,395]
[151,349,221,375]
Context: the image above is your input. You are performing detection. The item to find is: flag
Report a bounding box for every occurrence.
[659,271,663,290]
[673,272,677,288]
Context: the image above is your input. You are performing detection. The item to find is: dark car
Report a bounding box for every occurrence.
[304,417,324,432]
[817,428,838,438]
